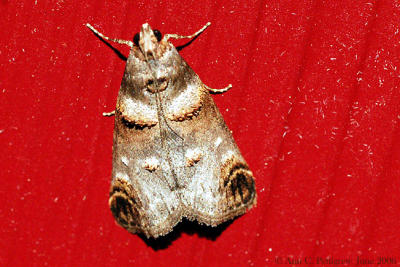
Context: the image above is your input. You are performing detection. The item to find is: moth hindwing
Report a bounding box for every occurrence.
[87,22,256,238]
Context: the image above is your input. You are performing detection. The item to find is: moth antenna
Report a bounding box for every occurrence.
[86,23,133,48]
[164,22,211,41]
[103,110,115,117]
[204,83,233,94]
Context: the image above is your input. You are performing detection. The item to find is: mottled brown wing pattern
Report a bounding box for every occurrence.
[88,22,256,238]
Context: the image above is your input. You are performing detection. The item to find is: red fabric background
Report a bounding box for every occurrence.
[1,0,400,266]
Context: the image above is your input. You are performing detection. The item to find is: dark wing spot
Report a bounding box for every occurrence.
[109,179,142,229]
[220,158,256,210]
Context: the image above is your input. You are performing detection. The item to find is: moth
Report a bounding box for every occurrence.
[86,22,256,238]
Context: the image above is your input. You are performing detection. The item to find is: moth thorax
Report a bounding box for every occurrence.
[146,77,168,93]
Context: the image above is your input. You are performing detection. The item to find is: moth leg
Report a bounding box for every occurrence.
[204,83,232,94]
[86,23,133,48]
[102,110,115,117]
[164,22,211,41]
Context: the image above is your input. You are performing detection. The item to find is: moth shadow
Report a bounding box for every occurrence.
[176,34,201,51]
[140,219,234,250]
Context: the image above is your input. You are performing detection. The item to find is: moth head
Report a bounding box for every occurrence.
[133,23,163,61]
[126,24,187,96]
[129,24,181,94]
